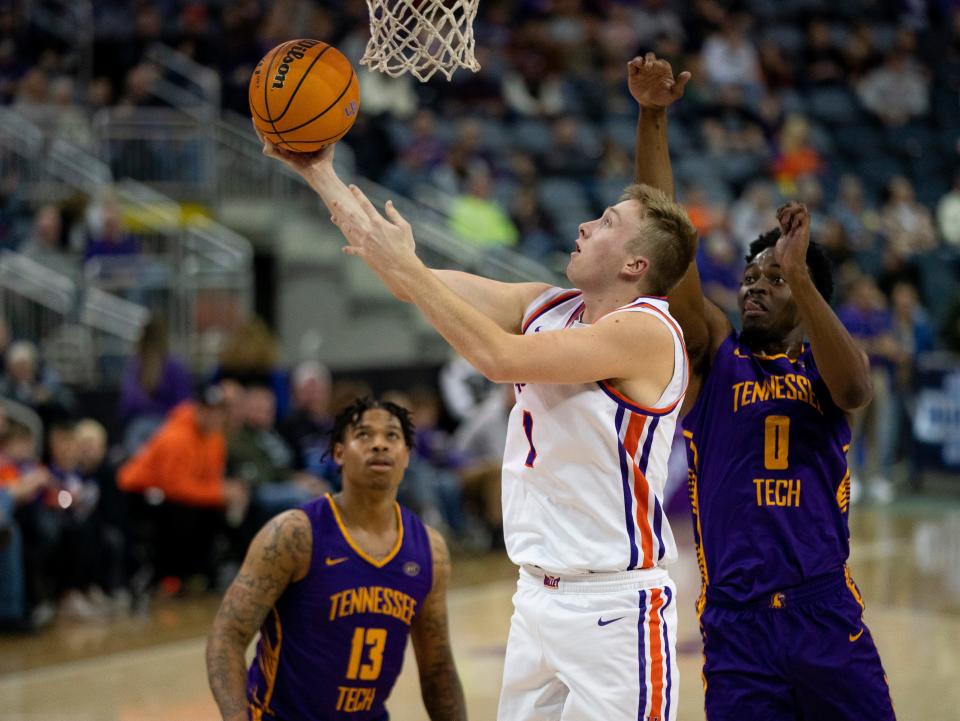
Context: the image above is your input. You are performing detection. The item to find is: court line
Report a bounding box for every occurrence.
[0,579,518,688]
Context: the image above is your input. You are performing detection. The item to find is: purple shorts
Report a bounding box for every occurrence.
[700,570,896,721]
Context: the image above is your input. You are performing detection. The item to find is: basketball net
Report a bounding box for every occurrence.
[360,0,480,82]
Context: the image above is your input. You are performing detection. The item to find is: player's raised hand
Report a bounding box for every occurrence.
[628,53,691,109]
[775,202,811,280]
[330,185,421,297]
[253,119,335,176]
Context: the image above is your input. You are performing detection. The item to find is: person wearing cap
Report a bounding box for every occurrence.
[118,382,247,587]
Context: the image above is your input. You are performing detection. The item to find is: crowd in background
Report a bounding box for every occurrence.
[1,0,960,632]
[1,309,509,632]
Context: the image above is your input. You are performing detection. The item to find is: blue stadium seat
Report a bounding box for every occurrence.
[510,119,553,155]
[762,25,806,55]
[884,123,937,160]
[806,86,863,126]
[537,177,591,218]
[834,124,884,160]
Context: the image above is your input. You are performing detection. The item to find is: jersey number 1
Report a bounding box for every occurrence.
[522,410,537,468]
[346,627,387,681]
[764,415,790,470]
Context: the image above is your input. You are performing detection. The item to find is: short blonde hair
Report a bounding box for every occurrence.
[621,184,698,295]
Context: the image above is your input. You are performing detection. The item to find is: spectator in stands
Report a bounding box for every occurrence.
[500,43,567,118]
[44,416,113,619]
[510,187,558,261]
[937,172,960,246]
[279,361,336,485]
[1,418,57,627]
[449,167,519,249]
[700,13,763,97]
[537,115,600,181]
[228,380,325,529]
[857,49,930,127]
[697,230,741,319]
[119,316,192,454]
[890,280,935,450]
[118,383,247,588]
[882,176,937,256]
[75,419,126,606]
[803,18,846,88]
[453,384,513,549]
[17,204,74,276]
[830,175,881,251]
[407,386,466,537]
[0,416,51,631]
[839,276,904,504]
[729,181,778,251]
[48,76,94,151]
[217,317,290,419]
[84,197,139,261]
[770,114,823,194]
[0,340,74,416]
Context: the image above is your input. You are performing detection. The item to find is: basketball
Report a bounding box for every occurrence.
[249,39,360,153]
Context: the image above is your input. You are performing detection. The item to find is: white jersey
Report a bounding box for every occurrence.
[502,287,687,575]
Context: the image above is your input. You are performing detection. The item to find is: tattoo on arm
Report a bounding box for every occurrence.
[412,528,467,721]
[206,511,311,721]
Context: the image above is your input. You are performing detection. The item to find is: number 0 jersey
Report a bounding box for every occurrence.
[682,332,853,607]
[246,494,433,721]
[501,287,688,575]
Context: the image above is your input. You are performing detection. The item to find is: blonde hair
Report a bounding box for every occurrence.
[621,183,698,295]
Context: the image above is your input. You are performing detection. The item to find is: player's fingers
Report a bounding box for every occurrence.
[674,71,692,95]
[644,52,656,65]
[348,184,382,222]
[384,200,410,228]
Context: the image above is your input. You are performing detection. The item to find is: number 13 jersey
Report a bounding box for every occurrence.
[501,287,688,575]
[246,494,433,721]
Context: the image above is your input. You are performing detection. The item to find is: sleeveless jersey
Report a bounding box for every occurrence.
[501,287,688,574]
[246,494,433,721]
[682,332,853,607]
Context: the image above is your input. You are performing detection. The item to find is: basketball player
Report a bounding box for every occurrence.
[206,398,466,721]
[628,54,896,720]
[260,121,697,721]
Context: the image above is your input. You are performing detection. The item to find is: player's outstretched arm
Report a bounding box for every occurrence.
[260,137,548,331]
[331,187,674,394]
[206,510,311,721]
[410,528,467,721]
[629,54,731,392]
[775,204,873,411]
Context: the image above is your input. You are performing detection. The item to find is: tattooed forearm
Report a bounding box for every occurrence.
[207,577,271,721]
[420,657,467,721]
[206,511,310,721]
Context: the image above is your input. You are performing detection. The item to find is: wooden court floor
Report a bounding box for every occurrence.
[1,501,959,720]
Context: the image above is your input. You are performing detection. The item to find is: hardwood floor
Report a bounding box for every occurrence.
[1,501,959,720]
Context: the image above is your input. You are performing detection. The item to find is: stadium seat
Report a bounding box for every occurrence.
[806,86,863,126]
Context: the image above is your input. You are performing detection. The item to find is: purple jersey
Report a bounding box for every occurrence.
[682,332,852,606]
[246,494,433,721]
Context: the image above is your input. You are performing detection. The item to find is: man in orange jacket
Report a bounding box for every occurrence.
[119,383,246,588]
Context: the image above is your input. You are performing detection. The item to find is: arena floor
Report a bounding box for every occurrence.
[1,500,959,720]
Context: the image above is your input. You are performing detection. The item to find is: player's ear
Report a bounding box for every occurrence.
[621,254,649,283]
[332,441,345,465]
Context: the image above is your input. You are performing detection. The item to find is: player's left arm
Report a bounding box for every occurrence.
[777,203,872,411]
[410,527,467,721]
[331,187,675,390]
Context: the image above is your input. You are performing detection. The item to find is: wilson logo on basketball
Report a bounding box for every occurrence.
[344,101,359,118]
[272,39,320,89]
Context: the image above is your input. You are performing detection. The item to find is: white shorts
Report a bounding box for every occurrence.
[498,566,679,721]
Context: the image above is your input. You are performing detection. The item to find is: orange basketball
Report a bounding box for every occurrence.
[249,39,360,153]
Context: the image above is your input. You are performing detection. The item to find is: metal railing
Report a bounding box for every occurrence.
[1,109,255,378]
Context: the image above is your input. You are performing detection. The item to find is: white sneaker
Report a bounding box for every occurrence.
[869,476,895,505]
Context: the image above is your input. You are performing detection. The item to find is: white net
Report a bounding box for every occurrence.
[360,0,481,82]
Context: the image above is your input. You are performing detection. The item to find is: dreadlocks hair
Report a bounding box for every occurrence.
[745,229,834,303]
[326,396,415,460]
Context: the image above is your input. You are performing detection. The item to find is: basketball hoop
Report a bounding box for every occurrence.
[360,0,480,82]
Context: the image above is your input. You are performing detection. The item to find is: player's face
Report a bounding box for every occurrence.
[566,199,644,289]
[335,409,410,492]
[738,248,802,345]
